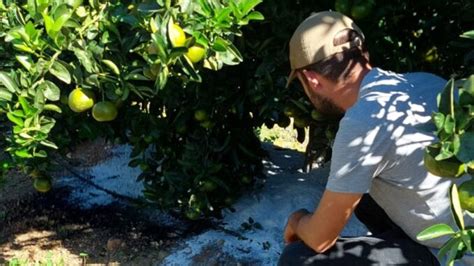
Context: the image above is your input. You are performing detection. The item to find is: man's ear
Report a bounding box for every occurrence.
[300,70,321,89]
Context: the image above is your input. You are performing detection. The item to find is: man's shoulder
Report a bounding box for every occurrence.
[360,68,446,93]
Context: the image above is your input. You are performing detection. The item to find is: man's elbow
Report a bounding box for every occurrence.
[308,238,337,253]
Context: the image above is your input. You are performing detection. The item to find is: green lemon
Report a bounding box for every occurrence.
[351,0,374,20]
[200,180,218,192]
[185,209,200,220]
[34,177,52,193]
[283,105,298,117]
[424,47,439,63]
[68,88,95,113]
[423,147,465,178]
[311,109,325,121]
[241,175,253,185]
[168,23,186,48]
[200,120,215,129]
[293,117,309,128]
[185,45,206,63]
[194,109,209,122]
[459,179,474,212]
[92,101,118,122]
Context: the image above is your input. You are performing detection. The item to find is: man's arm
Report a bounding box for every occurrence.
[284,190,363,253]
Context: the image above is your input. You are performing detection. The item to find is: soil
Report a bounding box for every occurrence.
[0,166,213,265]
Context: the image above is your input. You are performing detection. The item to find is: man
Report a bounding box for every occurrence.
[280,11,474,265]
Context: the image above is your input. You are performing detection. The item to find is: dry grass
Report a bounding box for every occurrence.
[258,118,308,153]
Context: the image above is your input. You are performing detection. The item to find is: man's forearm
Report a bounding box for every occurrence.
[293,214,337,253]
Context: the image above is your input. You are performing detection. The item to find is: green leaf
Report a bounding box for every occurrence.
[102,60,120,76]
[245,11,264,21]
[461,30,474,40]
[438,79,454,116]
[432,112,445,131]
[450,184,465,230]
[212,37,229,52]
[34,89,45,109]
[239,0,263,16]
[7,112,24,126]
[0,71,19,93]
[444,114,455,134]
[464,75,474,95]
[227,43,243,62]
[43,104,62,113]
[461,230,472,253]
[52,5,72,33]
[16,55,34,72]
[33,150,47,158]
[0,88,13,102]
[416,223,455,241]
[15,149,33,158]
[18,96,33,115]
[456,132,474,163]
[42,12,56,39]
[40,140,58,149]
[437,237,461,263]
[40,81,61,101]
[49,61,71,84]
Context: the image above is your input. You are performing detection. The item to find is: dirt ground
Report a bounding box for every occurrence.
[0,148,217,266]
[0,171,175,265]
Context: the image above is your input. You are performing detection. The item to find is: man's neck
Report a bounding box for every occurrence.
[337,63,372,111]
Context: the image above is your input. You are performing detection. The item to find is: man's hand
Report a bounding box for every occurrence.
[283,208,310,244]
[282,190,363,253]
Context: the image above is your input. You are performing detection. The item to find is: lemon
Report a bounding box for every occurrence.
[424,47,439,63]
[459,179,474,212]
[423,147,465,178]
[92,101,118,122]
[194,109,209,122]
[168,23,186,48]
[293,117,309,128]
[200,180,218,192]
[34,177,52,193]
[68,88,95,113]
[311,109,325,121]
[185,45,206,63]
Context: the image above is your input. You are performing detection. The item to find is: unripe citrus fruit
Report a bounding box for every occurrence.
[200,180,218,192]
[194,109,209,122]
[423,147,465,178]
[311,109,325,121]
[185,209,200,220]
[168,23,186,48]
[459,179,474,212]
[293,117,309,128]
[200,120,215,129]
[92,101,118,122]
[241,175,253,185]
[424,47,439,63]
[34,177,52,193]
[351,0,374,20]
[68,88,95,113]
[185,45,206,63]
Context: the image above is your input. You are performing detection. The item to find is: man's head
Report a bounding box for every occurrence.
[288,11,371,115]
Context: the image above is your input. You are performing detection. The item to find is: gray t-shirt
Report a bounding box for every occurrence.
[326,68,474,265]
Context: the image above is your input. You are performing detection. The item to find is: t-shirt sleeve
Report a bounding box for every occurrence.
[326,115,392,194]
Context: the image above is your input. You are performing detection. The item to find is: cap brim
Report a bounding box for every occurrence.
[285,70,297,88]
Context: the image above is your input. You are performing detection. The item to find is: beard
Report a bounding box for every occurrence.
[310,93,345,116]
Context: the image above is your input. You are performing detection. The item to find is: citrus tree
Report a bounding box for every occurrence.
[1,0,473,222]
[0,0,265,218]
[414,27,474,264]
